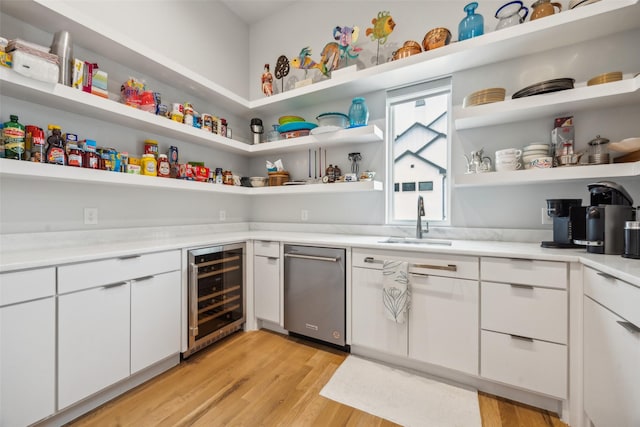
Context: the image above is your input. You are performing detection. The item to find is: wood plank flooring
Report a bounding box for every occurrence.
[68,330,567,427]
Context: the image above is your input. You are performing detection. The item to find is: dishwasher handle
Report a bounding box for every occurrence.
[284,253,340,262]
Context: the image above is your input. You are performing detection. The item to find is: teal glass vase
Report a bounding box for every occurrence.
[458,2,484,41]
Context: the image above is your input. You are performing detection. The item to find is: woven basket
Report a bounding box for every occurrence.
[268,171,289,186]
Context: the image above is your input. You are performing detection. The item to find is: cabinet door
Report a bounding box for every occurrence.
[409,275,479,375]
[584,296,640,427]
[351,267,407,356]
[254,255,280,324]
[1,298,55,427]
[131,271,181,374]
[58,282,131,409]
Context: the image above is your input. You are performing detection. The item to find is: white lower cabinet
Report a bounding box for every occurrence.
[253,241,281,324]
[131,271,181,374]
[58,281,131,409]
[0,267,56,427]
[583,267,640,427]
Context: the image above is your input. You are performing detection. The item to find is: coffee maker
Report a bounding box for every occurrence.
[579,181,634,255]
[541,199,586,248]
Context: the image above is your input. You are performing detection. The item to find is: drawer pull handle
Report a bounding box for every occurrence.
[596,272,616,280]
[511,258,533,262]
[617,321,640,334]
[267,257,279,261]
[364,257,457,272]
[409,272,431,278]
[134,275,154,282]
[285,253,339,262]
[510,284,534,290]
[510,334,534,342]
[102,281,127,290]
[118,255,141,260]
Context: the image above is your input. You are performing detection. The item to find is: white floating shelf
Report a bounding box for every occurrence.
[454,76,640,130]
[454,161,640,187]
[0,159,383,195]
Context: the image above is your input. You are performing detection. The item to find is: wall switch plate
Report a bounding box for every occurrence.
[219,210,226,221]
[541,207,553,225]
[84,207,98,225]
[301,209,309,221]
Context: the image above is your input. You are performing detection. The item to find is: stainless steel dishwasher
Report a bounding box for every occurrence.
[284,245,346,348]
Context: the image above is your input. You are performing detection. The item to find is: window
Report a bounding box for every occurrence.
[386,79,451,223]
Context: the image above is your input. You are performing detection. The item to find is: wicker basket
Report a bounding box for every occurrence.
[268,171,289,186]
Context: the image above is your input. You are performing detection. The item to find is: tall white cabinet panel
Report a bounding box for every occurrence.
[131,271,181,374]
[351,267,407,356]
[254,255,280,324]
[58,282,131,409]
[408,275,479,375]
[1,297,55,427]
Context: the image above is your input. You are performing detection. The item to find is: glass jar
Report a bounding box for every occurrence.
[348,97,369,128]
[144,139,159,158]
[458,2,484,41]
[587,135,610,165]
[265,124,280,142]
[68,144,83,167]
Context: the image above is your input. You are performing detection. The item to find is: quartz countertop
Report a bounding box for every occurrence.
[1,228,638,287]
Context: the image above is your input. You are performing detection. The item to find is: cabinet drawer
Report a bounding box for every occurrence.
[353,248,479,280]
[481,330,567,398]
[481,281,567,344]
[584,266,640,328]
[254,240,280,258]
[0,267,55,306]
[58,250,180,294]
[481,257,566,289]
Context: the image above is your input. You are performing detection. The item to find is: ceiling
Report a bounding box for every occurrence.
[220,0,297,25]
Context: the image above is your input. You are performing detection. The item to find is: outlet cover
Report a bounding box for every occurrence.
[541,207,553,225]
[219,210,226,221]
[84,207,98,225]
[301,210,309,221]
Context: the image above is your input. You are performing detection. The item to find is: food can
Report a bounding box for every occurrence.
[168,145,179,163]
[202,114,213,132]
[144,139,158,158]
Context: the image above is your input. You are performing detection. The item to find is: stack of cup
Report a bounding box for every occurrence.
[495,148,522,171]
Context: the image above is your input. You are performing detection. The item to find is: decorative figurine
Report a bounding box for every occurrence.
[261,63,273,96]
[274,55,290,93]
[366,11,396,64]
[333,25,362,67]
[290,45,340,78]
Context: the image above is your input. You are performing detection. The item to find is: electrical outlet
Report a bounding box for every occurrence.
[541,207,553,225]
[301,209,309,221]
[219,210,226,221]
[84,207,98,225]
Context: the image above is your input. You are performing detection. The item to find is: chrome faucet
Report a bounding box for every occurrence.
[416,195,428,239]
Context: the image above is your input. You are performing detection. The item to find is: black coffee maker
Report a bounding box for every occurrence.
[581,181,634,255]
[541,199,586,248]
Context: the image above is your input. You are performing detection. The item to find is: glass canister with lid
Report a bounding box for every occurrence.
[587,135,610,164]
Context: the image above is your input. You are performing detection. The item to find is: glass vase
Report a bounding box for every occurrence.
[349,97,369,128]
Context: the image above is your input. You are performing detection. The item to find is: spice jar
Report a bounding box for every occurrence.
[141,153,157,176]
[157,154,171,177]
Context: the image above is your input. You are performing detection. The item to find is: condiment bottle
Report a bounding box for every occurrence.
[157,154,171,177]
[326,164,335,183]
[3,115,26,160]
[67,144,83,167]
[27,126,46,163]
[223,170,233,185]
[215,167,223,184]
[46,124,67,165]
[141,153,157,176]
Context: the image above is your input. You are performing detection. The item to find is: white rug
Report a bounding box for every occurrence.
[320,355,482,427]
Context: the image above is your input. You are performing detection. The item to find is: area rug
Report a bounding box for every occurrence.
[320,355,482,427]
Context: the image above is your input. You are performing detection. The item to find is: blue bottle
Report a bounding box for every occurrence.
[458,2,484,41]
[349,97,369,128]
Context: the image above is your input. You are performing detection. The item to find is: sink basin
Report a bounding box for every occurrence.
[379,237,452,246]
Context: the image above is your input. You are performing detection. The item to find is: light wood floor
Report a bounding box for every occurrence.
[68,330,568,427]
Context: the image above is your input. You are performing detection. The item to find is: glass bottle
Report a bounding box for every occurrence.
[458,2,484,41]
[348,97,369,128]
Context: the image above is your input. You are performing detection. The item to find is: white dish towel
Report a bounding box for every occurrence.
[382,260,410,323]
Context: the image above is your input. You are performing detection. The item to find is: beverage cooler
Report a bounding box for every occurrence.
[184,243,245,357]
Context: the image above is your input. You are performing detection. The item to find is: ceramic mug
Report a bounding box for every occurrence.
[496,162,522,171]
[495,148,523,159]
[530,0,562,21]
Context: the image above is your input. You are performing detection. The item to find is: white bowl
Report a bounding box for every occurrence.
[249,177,268,187]
[523,143,550,151]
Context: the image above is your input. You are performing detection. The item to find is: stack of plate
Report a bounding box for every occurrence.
[278,115,305,126]
[463,87,506,107]
[569,0,601,9]
[522,143,551,169]
[512,78,575,99]
[587,71,623,86]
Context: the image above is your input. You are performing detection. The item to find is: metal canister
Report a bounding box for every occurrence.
[623,221,640,259]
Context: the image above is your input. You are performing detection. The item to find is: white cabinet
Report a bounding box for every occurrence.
[131,271,181,374]
[351,248,479,373]
[480,257,568,398]
[0,267,56,427]
[583,267,640,427]
[253,241,281,324]
[58,281,131,409]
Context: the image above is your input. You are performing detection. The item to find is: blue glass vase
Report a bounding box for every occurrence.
[349,97,369,128]
[458,2,484,41]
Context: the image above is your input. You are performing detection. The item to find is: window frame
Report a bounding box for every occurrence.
[384,78,452,226]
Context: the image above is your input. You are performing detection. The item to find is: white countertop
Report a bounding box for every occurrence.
[1,227,638,286]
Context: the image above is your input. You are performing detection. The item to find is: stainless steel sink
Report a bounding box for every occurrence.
[379,237,452,246]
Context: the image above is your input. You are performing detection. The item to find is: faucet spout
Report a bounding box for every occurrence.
[416,195,426,239]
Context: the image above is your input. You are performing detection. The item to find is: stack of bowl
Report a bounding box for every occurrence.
[495,148,522,172]
[522,143,551,169]
[463,87,506,107]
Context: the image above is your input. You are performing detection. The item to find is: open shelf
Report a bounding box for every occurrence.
[0,158,383,195]
[453,161,640,187]
[1,0,638,118]
[454,75,640,130]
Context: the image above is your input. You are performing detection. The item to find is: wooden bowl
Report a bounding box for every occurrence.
[422,27,452,51]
